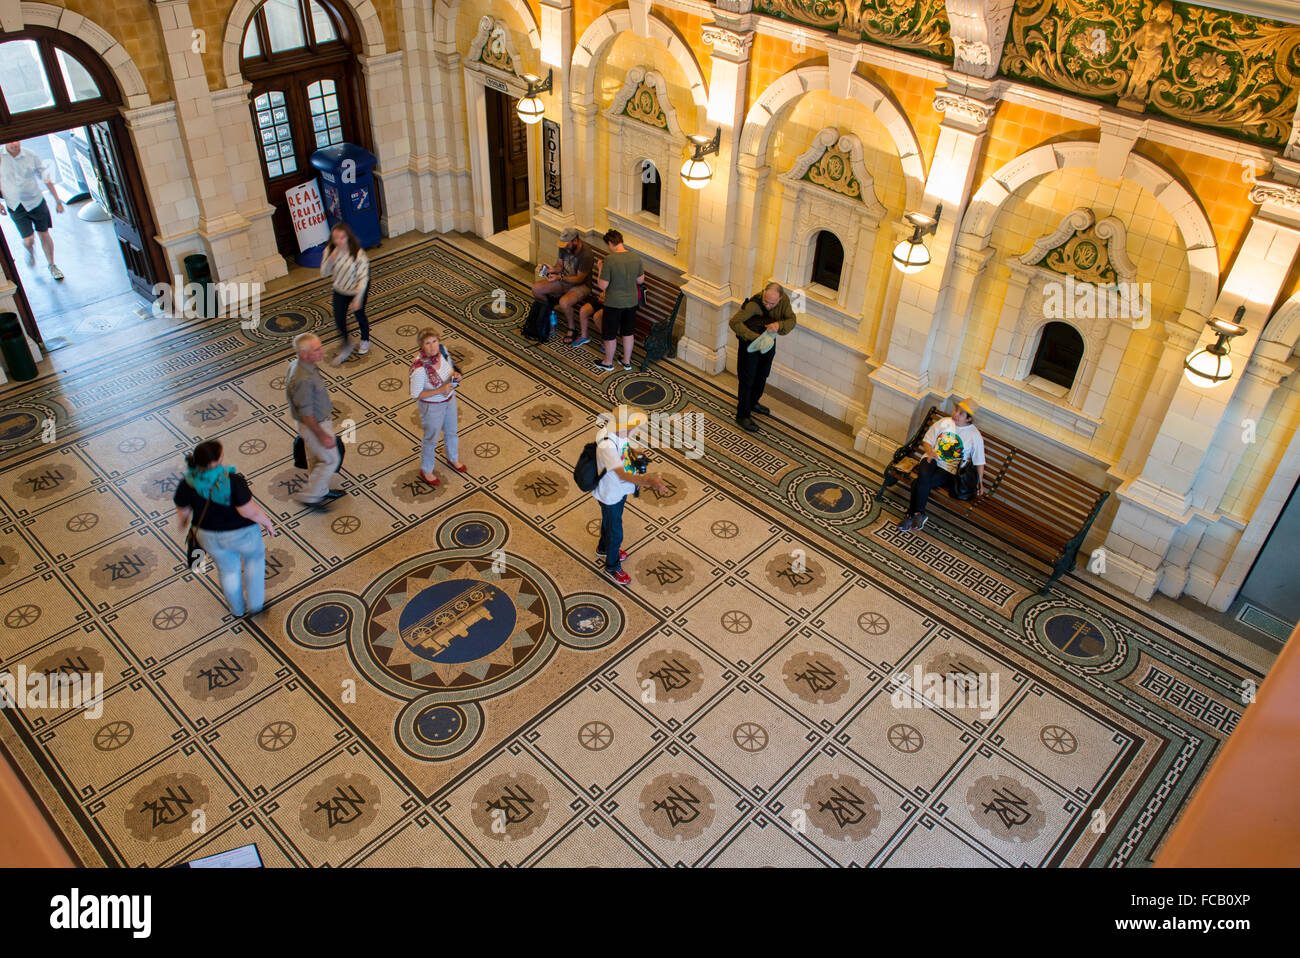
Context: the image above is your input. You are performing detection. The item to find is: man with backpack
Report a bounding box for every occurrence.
[528,228,595,341]
[574,406,669,586]
[729,282,797,432]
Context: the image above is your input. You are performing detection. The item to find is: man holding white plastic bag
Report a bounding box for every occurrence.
[729,282,797,432]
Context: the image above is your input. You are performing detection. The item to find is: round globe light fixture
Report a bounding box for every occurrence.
[1183,308,1247,388]
[516,70,552,125]
[891,208,941,274]
[680,128,721,190]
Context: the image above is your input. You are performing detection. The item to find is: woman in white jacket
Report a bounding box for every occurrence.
[409,327,466,485]
[320,222,370,365]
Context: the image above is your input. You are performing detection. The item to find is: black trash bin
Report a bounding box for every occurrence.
[183,253,215,319]
[0,312,37,382]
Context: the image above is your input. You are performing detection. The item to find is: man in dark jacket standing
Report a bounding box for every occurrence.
[729,282,797,432]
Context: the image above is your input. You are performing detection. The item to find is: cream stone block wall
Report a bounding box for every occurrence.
[362,51,415,237]
[955,168,1190,465]
[591,31,704,271]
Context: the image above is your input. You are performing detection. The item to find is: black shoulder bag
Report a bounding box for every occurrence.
[952,462,980,501]
[185,488,212,570]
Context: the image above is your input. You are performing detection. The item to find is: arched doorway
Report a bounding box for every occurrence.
[239,0,374,256]
[0,25,165,344]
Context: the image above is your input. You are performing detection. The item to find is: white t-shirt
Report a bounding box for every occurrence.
[0,149,50,212]
[923,417,986,475]
[409,350,455,402]
[593,432,636,505]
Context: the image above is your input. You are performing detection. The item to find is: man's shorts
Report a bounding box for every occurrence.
[9,200,52,239]
[601,305,638,340]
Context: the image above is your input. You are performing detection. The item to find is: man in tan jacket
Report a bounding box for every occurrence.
[729,282,797,432]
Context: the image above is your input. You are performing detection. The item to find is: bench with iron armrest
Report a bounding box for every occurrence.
[879,406,1110,593]
[587,248,684,370]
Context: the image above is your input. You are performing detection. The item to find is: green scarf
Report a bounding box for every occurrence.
[185,465,235,506]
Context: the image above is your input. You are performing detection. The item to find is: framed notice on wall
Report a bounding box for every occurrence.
[542,118,562,210]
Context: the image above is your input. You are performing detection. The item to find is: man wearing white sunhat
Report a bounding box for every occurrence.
[592,405,669,585]
[898,397,985,532]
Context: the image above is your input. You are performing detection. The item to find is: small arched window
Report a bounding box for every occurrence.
[639,159,661,216]
[1030,322,1085,389]
[810,230,844,291]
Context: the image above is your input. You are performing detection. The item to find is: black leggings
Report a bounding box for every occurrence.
[332,289,369,342]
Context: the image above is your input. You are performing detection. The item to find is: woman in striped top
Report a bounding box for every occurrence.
[320,222,370,366]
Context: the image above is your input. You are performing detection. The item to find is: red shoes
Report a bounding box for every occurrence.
[419,471,439,486]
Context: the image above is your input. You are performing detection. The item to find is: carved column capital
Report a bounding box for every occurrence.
[933,90,999,132]
[1250,180,1300,212]
[702,23,755,61]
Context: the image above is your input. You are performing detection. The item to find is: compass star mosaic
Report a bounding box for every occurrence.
[0,237,1266,867]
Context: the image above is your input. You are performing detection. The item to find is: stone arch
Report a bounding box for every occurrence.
[223,0,388,87]
[958,142,1219,319]
[17,2,150,108]
[738,66,925,212]
[570,10,708,112]
[1261,291,1300,351]
[432,0,541,53]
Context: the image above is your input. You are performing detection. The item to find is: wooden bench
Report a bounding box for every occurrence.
[879,405,1109,592]
[587,247,684,371]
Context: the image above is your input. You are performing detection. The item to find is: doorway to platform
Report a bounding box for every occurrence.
[484,87,531,236]
[0,26,165,352]
[0,129,152,348]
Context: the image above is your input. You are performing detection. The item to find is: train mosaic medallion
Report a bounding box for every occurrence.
[288,516,627,762]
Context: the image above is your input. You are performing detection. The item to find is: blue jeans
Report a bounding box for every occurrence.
[196,524,266,615]
[597,497,626,572]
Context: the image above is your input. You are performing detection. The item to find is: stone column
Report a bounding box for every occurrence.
[151,0,284,288]
[1102,167,1300,599]
[677,14,756,374]
[361,51,414,238]
[856,76,999,464]
[428,43,473,233]
[533,0,577,249]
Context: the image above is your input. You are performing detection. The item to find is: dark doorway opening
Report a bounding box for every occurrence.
[485,87,531,234]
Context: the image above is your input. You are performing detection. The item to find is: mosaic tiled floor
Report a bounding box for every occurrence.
[0,237,1265,866]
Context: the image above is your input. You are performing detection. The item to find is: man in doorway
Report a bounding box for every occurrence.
[533,228,594,335]
[0,142,65,281]
[729,282,797,432]
[285,333,345,508]
[898,398,986,533]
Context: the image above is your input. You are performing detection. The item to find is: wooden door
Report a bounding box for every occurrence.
[86,120,155,296]
[485,88,531,234]
[251,65,355,256]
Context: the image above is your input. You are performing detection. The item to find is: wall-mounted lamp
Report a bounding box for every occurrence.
[680,128,722,190]
[892,206,943,274]
[1184,307,1248,387]
[517,69,553,125]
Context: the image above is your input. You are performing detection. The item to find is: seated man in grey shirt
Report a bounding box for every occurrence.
[285,333,344,506]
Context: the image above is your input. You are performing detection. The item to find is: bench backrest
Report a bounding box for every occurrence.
[588,246,683,333]
[913,406,1106,532]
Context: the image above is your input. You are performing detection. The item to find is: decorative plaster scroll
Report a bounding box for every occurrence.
[605,67,683,138]
[781,128,885,216]
[1019,207,1136,286]
[468,16,523,77]
[947,0,1015,80]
